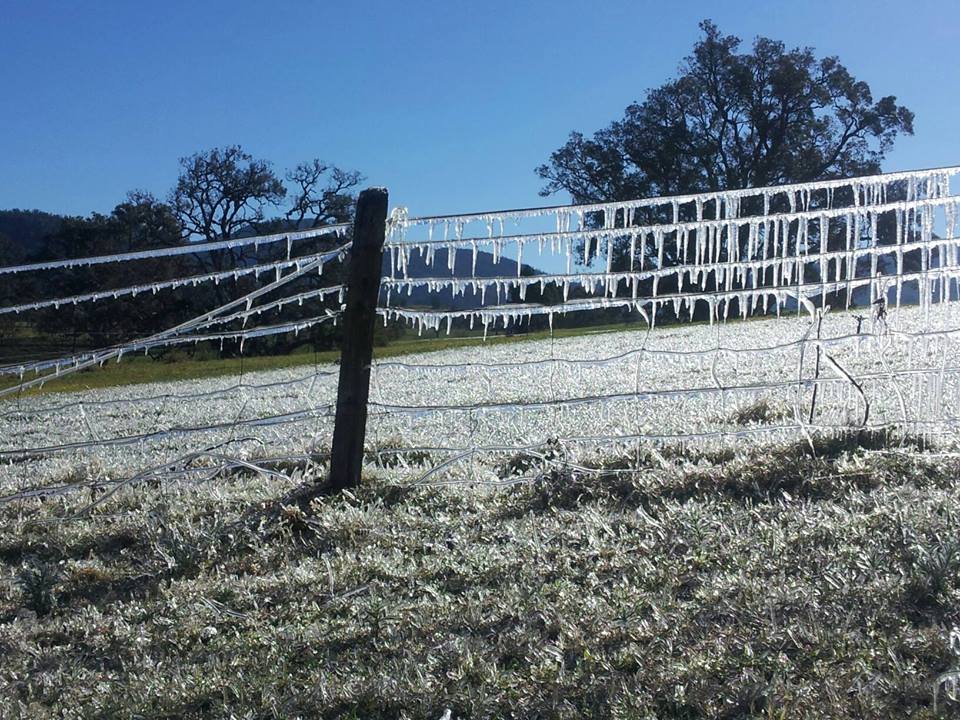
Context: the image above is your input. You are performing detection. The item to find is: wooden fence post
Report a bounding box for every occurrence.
[329,187,388,491]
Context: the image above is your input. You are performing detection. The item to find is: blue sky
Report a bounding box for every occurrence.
[3,0,959,221]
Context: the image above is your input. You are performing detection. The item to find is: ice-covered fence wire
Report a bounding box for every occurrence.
[379,236,960,302]
[0,401,335,460]
[383,196,959,283]
[127,311,343,354]
[184,286,344,333]
[367,323,960,370]
[0,250,346,316]
[391,165,959,239]
[377,266,960,335]
[0,253,330,390]
[0,367,335,421]
[0,308,342,381]
[0,223,350,276]
[363,364,959,415]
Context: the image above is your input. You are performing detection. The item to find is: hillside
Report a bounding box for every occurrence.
[381,246,542,310]
[0,209,65,259]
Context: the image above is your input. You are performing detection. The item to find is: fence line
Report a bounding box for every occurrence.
[3,166,960,500]
[0,254,342,316]
[0,242,349,384]
[0,366,334,420]
[0,222,349,276]
[397,164,960,227]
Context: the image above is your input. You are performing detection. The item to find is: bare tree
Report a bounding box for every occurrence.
[285,160,363,228]
[170,145,286,244]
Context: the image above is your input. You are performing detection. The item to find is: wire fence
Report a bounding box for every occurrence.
[2,165,960,508]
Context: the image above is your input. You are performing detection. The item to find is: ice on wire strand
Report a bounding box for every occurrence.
[377,167,959,343]
[3,166,960,495]
[388,165,957,251]
[0,253,333,394]
[0,223,350,276]
[382,168,958,322]
[0,248,349,316]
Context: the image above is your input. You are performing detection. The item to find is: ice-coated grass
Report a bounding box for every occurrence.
[1,432,959,718]
[3,303,960,498]
[1,305,960,717]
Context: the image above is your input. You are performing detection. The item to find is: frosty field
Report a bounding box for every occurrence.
[1,356,960,717]
[2,302,960,718]
[2,302,959,499]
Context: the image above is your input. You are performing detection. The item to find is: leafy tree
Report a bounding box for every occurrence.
[111,190,184,252]
[168,148,364,355]
[538,21,914,206]
[0,231,23,268]
[536,21,916,318]
[0,210,64,260]
[168,145,287,321]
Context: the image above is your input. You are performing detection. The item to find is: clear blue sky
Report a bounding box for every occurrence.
[3,0,959,220]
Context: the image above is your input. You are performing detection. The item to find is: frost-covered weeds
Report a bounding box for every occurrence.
[1,432,959,719]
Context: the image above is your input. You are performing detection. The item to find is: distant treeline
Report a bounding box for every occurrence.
[0,147,363,360]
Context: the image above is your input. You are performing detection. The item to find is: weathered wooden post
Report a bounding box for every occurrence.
[329,187,388,491]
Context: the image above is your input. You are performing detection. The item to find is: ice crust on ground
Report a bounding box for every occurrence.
[2,303,958,494]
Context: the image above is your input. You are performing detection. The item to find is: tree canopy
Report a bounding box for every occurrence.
[286,160,364,228]
[537,21,915,205]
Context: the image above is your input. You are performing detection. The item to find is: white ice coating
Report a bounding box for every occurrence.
[0,224,350,276]
[378,263,960,339]
[132,311,343,356]
[177,285,344,334]
[379,237,960,306]
[0,247,349,316]
[5,167,960,493]
[384,196,960,270]
[391,166,957,238]
[4,304,960,494]
[0,254,331,390]
[379,167,960,339]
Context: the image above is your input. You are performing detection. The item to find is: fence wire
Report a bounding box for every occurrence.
[3,166,960,503]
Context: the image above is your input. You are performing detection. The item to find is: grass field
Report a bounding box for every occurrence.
[1,431,958,718]
[0,320,650,397]
[2,306,958,717]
